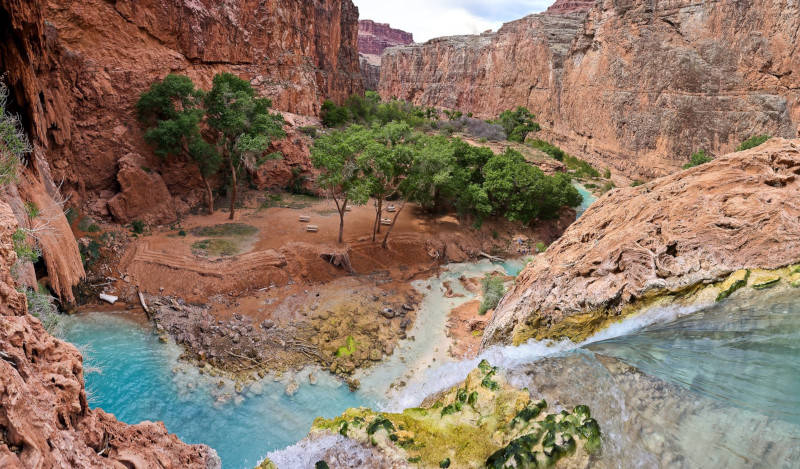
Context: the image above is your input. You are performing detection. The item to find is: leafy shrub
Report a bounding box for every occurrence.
[535,242,548,253]
[479,274,506,315]
[25,286,62,337]
[299,126,318,138]
[80,239,102,268]
[24,201,40,219]
[1,78,33,187]
[603,167,611,179]
[12,229,38,264]
[131,220,145,234]
[682,149,713,169]
[563,154,601,178]
[630,180,644,187]
[528,139,566,161]
[599,181,616,194]
[321,100,351,127]
[736,135,770,152]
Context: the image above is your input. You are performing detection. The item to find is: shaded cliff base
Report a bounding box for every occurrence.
[484,138,800,347]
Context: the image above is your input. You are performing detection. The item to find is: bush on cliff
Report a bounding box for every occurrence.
[528,139,566,161]
[682,149,713,169]
[479,274,506,315]
[0,77,32,186]
[322,92,428,129]
[736,135,770,152]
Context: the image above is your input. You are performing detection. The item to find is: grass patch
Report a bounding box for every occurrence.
[527,139,565,161]
[259,193,318,210]
[190,223,258,237]
[563,154,601,178]
[191,239,240,257]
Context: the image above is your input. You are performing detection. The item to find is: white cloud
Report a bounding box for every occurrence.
[354,0,554,43]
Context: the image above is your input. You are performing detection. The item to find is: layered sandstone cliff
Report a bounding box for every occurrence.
[1,0,363,221]
[380,0,800,180]
[483,138,800,347]
[359,20,414,57]
[359,20,413,91]
[380,13,584,126]
[0,200,220,468]
[545,0,596,15]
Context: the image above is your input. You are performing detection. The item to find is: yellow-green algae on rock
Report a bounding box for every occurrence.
[310,361,600,468]
[508,265,800,347]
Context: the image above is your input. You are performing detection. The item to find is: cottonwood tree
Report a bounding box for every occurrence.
[311,125,370,243]
[204,73,285,219]
[137,74,221,214]
[361,121,414,242]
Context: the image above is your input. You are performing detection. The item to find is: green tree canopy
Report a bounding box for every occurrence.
[497,107,541,143]
[136,73,221,214]
[204,73,285,219]
[311,125,372,243]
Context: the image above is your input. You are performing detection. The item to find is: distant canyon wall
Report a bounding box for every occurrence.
[1,0,363,220]
[358,20,413,90]
[380,0,800,179]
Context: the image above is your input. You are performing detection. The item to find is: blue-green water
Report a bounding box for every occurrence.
[572,181,598,218]
[64,313,371,468]
[63,271,800,468]
[587,289,800,426]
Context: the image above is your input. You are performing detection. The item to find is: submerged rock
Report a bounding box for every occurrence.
[485,139,800,346]
[305,362,599,468]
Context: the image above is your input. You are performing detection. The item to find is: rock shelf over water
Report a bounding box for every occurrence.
[485,139,800,346]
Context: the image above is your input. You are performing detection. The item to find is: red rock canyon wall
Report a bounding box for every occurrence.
[380,0,800,180]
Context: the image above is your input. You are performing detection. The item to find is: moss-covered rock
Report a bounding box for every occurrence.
[752,274,781,290]
[310,361,600,468]
[716,269,750,302]
[790,273,800,288]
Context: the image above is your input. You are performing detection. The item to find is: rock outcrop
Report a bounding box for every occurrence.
[483,138,800,347]
[358,20,413,90]
[545,0,596,15]
[380,0,800,180]
[0,0,363,217]
[359,20,414,57]
[0,200,220,468]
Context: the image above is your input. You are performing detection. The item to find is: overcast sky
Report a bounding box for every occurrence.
[354,0,555,42]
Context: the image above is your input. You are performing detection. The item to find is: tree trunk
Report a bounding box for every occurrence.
[333,196,347,244]
[202,176,214,215]
[228,155,237,220]
[381,202,406,249]
[372,198,383,242]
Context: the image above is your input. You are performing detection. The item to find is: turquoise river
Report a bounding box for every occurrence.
[63,259,800,468]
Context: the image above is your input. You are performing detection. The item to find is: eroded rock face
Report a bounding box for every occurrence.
[545,0,596,15]
[380,13,584,125]
[107,154,175,224]
[0,0,362,212]
[0,200,220,468]
[359,20,414,57]
[380,0,800,180]
[358,20,413,90]
[483,139,800,347]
